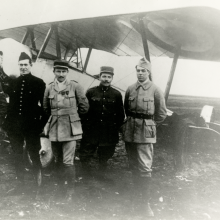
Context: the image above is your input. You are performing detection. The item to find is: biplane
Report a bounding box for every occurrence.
[0,1,220,169]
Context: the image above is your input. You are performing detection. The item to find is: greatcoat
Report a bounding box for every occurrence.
[43,79,89,142]
[123,80,167,143]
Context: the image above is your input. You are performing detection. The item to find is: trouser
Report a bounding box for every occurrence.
[51,141,76,185]
[79,140,115,162]
[125,142,153,177]
[8,128,42,180]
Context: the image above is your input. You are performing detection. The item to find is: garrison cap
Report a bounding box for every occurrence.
[100,66,114,75]
[136,57,151,72]
[53,60,69,69]
[19,52,31,62]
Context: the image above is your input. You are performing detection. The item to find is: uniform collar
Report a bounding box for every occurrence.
[53,78,70,91]
[136,79,152,90]
[99,83,110,91]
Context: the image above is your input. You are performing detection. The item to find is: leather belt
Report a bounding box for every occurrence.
[127,112,153,120]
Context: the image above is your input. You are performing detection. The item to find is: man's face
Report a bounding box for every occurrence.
[136,66,149,82]
[100,73,113,87]
[19,59,32,75]
[0,55,3,67]
[54,68,69,82]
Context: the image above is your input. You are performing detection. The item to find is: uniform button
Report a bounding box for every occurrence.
[19,113,21,115]
[101,120,102,121]
[21,88,23,90]
[20,96,22,98]
[21,92,23,94]
[22,84,24,86]
[104,91,106,92]
[20,100,22,102]
[102,113,104,114]
[19,109,21,111]
[23,80,25,82]
[103,105,104,107]
[103,98,105,99]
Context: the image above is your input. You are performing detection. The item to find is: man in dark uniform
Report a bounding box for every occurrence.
[79,66,125,179]
[0,52,45,193]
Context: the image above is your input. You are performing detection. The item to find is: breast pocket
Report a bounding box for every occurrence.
[48,94,55,108]
[63,91,76,108]
[128,96,135,110]
[143,97,155,114]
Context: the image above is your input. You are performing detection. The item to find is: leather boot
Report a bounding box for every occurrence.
[8,154,25,195]
[140,177,154,217]
[64,165,76,202]
[80,159,92,182]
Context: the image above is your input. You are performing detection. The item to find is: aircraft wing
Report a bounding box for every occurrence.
[0,15,165,60]
[130,6,220,61]
[0,6,220,61]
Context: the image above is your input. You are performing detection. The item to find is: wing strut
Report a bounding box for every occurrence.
[164,45,181,103]
[37,25,54,60]
[138,16,150,62]
[83,48,92,73]
[53,24,61,59]
[138,16,153,81]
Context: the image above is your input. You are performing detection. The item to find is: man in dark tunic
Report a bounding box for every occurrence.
[79,66,125,179]
[0,52,45,193]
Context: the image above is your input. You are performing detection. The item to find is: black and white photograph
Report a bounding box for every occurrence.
[0,0,220,219]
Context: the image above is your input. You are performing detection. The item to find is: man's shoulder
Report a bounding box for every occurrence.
[109,87,122,95]
[30,74,45,84]
[87,86,98,93]
[127,82,137,90]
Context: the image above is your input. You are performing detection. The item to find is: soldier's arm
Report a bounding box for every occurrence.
[75,83,89,117]
[39,80,46,109]
[154,88,167,124]
[116,92,125,128]
[124,88,130,117]
[43,86,51,117]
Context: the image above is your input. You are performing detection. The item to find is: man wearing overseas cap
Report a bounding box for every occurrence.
[79,66,125,181]
[0,52,46,195]
[122,58,167,217]
[43,60,89,202]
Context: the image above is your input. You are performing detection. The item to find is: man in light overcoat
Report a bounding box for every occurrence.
[43,60,89,201]
[123,58,167,217]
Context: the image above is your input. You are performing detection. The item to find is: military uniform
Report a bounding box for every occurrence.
[79,84,125,169]
[123,58,167,217]
[1,72,45,186]
[43,60,89,200]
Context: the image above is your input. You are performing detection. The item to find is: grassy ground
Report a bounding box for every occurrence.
[0,134,220,220]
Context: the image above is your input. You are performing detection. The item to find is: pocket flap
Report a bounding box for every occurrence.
[128,97,135,101]
[144,119,156,126]
[92,97,101,101]
[69,115,80,122]
[68,91,75,98]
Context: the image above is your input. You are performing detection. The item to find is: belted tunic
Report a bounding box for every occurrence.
[123,80,167,143]
[43,79,89,142]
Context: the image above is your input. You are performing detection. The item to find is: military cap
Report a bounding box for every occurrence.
[53,60,69,69]
[136,57,151,72]
[100,66,114,75]
[19,52,31,62]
